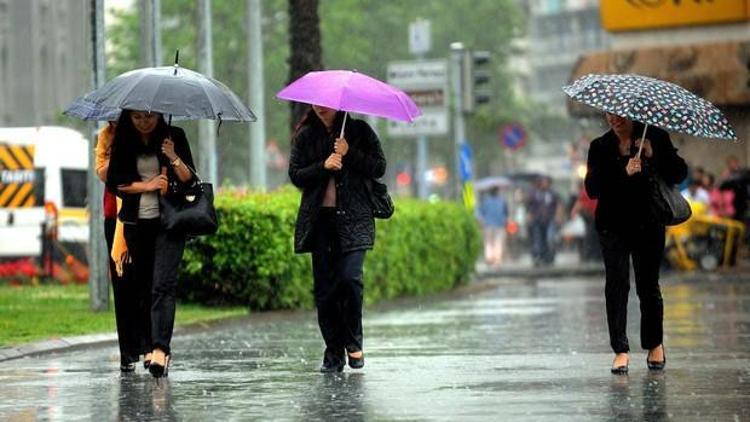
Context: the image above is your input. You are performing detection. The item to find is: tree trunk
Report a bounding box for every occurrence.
[288,0,322,131]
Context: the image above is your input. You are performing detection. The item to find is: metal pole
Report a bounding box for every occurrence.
[198,0,217,183]
[415,54,428,199]
[152,0,162,65]
[88,0,109,311]
[247,0,266,189]
[450,42,466,201]
[139,0,153,66]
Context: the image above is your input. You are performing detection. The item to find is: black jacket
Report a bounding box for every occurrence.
[585,127,687,231]
[288,118,386,253]
[106,126,196,224]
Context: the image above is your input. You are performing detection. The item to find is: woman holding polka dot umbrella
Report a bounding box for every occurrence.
[563,73,736,375]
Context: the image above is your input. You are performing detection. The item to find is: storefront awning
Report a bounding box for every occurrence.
[568,40,750,116]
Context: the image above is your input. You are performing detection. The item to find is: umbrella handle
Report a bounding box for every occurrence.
[339,112,348,139]
[636,123,648,160]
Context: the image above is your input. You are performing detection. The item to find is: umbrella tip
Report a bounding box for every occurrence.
[174,49,179,65]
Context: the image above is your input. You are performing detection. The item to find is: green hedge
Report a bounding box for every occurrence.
[179,186,481,310]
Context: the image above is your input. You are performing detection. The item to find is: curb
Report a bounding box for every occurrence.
[476,265,605,280]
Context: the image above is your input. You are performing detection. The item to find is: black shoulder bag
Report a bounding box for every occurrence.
[161,164,219,236]
[364,179,395,219]
[647,172,691,226]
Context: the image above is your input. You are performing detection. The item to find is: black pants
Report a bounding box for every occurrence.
[124,218,186,356]
[598,225,665,353]
[311,209,366,366]
[105,218,145,364]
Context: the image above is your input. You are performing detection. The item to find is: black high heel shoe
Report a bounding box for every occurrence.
[149,351,171,378]
[647,345,666,370]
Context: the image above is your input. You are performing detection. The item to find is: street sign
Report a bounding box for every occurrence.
[409,19,431,56]
[387,60,448,137]
[459,142,473,182]
[499,123,526,151]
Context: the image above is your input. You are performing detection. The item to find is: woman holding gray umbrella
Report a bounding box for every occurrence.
[585,112,686,374]
[107,110,195,378]
[288,105,386,373]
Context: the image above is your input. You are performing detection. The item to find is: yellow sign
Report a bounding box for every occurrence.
[0,143,36,208]
[601,0,749,32]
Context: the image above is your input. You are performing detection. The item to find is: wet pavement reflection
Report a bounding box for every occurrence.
[0,277,748,420]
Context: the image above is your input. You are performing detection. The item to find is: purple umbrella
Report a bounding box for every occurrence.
[276,70,421,136]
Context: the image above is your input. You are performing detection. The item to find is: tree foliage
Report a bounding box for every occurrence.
[105,0,525,187]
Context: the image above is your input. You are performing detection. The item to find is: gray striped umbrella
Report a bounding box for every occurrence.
[563,73,737,141]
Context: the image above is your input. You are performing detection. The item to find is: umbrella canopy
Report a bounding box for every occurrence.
[64,98,122,121]
[276,70,421,123]
[474,176,512,191]
[66,65,255,122]
[563,73,737,140]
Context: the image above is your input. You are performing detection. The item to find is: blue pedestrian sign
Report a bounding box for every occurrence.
[459,142,473,182]
[499,123,526,151]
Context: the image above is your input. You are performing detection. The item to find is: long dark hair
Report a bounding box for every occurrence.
[291,107,346,144]
[111,109,170,160]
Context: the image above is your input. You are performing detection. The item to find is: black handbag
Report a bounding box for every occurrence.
[648,173,691,226]
[160,167,218,236]
[364,179,395,219]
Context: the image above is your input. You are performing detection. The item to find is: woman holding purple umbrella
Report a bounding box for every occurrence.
[585,112,687,374]
[288,105,386,373]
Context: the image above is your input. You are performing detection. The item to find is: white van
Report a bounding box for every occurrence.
[0,126,89,258]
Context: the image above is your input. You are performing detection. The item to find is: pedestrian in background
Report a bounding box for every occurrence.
[585,112,687,374]
[95,120,148,372]
[107,110,195,378]
[720,156,750,224]
[288,105,386,373]
[526,176,560,266]
[477,186,509,266]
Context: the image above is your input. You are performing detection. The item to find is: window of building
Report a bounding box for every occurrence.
[61,169,87,208]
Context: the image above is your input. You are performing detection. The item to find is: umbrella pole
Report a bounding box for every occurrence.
[636,123,648,160]
[339,112,348,139]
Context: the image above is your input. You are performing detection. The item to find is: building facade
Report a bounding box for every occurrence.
[0,0,92,127]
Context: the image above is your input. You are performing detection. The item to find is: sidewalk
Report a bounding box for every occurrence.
[476,250,605,279]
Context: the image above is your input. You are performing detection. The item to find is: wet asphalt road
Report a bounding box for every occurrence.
[0,275,748,421]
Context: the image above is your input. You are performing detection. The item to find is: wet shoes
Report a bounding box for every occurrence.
[611,353,629,375]
[347,351,364,369]
[319,361,344,373]
[647,345,666,370]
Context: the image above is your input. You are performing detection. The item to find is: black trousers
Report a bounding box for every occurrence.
[124,218,186,356]
[311,208,366,366]
[105,218,145,364]
[598,225,665,353]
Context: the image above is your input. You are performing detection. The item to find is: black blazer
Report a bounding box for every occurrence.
[106,126,196,224]
[584,126,687,231]
[288,118,386,253]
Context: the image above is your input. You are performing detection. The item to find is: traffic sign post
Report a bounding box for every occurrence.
[388,27,449,199]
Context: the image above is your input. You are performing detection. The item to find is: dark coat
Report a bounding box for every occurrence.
[584,126,687,232]
[106,126,196,224]
[288,118,386,254]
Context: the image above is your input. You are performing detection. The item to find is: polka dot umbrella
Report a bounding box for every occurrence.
[563,73,737,158]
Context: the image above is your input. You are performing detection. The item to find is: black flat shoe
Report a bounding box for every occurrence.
[120,362,136,373]
[647,346,666,370]
[611,364,629,375]
[319,361,344,373]
[347,352,364,369]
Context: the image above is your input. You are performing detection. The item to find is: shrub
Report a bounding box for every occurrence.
[179,186,481,310]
